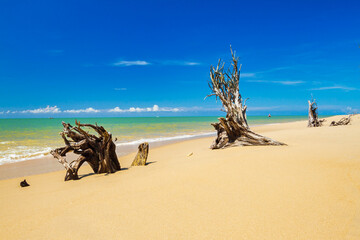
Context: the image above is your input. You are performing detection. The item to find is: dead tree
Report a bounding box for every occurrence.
[50,121,120,181]
[206,46,285,149]
[308,98,322,127]
[131,142,149,166]
[330,115,352,126]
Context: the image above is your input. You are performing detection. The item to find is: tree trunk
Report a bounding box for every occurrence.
[207,46,286,149]
[308,100,322,127]
[50,121,121,181]
[131,142,149,166]
[210,117,285,149]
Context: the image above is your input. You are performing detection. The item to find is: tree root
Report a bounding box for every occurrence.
[50,121,120,181]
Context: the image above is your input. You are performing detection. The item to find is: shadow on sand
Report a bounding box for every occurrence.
[78,161,156,179]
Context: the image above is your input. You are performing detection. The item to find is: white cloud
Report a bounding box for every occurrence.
[113,60,201,67]
[158,107,180,112]
[108,105,180,113]
[276,80,304,85]
[246,80,304,85]
[241,73,255,78]
[346,106,359,113]
[172,106,281,112]
[108,107,124,113]
[20,106,61,114]
[129,107,145,112]
[64,107,100,113]
[161,60,201,66]
[4,105,181,115]
[113,60,150,66]
[114,88,127,91]
[183,62,200,66]
[309,86,357,91]
[153,105,160,111]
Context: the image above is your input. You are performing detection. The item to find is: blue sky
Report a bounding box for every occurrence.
[0,0,359,117]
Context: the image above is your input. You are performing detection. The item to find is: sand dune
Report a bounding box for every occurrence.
[1,115,360,239]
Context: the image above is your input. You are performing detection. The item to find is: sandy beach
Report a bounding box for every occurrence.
[1,115,360,239]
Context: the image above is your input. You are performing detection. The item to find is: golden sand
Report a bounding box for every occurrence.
[1,115,360,239]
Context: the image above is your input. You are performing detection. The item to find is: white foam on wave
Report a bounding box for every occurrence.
[116,132,216,147]
[0,141,15,145]
[0,146,52,165]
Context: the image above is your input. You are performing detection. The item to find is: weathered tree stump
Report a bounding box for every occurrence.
[308,98,322,127]
[330,115,351,126]
[210,117,285,149]
[50,121,121,181]
[131,142,149,166]
[206,46,285,149]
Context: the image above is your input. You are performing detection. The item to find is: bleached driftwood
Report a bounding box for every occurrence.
[308,98,323,127]
[131,142,149,166]
[50,121,120,181]
[330,115,352,126]
[206,46,285,149]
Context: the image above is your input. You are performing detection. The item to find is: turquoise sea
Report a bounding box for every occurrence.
[0,116,310,165]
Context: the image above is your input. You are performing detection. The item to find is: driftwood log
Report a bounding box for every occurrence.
[206,46,285,149]
[330,115,351,126]
[50,121,120,181]
[131,142,149,166]
[308,98,322,127]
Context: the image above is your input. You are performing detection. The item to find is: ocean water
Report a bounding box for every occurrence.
[0,116,308,165]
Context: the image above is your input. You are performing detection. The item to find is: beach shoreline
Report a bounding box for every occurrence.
[0,116,310,166]
[0,116,312,180]
[0,132,217,180]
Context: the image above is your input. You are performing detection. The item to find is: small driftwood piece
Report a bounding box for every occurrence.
[20,179,30,187]
[50,121,121,181]
[205,46,285,149]
[330,115,352,126]
[308,98,323,127]
[131,142,149,166]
